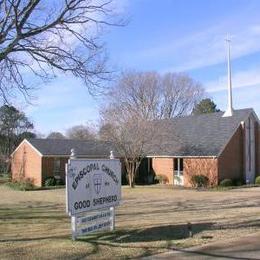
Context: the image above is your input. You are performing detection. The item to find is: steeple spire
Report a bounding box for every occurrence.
[223,34,234,117]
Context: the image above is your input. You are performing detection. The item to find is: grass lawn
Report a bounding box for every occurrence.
[0,185,260,259]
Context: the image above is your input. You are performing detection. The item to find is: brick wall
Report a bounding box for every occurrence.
[184,158,218,187]
[218,126,244,182]
[151,157,174,184]
[11,141,42,186]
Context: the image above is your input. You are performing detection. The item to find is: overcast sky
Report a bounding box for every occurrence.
[20,0,260,135]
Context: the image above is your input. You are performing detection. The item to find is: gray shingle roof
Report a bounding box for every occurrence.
[28,139,118,157]
[147,108,256,157]
[27,108,257,158]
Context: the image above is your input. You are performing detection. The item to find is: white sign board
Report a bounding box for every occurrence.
[76,208,112,225]
[66,159,121,216]
[72,208,115,238]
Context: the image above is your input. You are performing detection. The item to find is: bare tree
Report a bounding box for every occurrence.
[108,71,160,120]
[100,107,163,188]
[107,71,204,120]
[47,132,66,139]
[98,122,113,140]
[100,71,204,187]
[66,124,96,140]
[160,73,204,118]
[0,0,120,102]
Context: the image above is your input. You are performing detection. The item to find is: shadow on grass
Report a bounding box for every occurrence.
[2,221,260,259]
[59,222,210,259]
[92,222,214,243]
[76,222,260,260]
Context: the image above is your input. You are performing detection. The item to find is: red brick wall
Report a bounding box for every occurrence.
[218,126,244,182]
[152,157,218,187]
[184,158,218,187]
[11,141,42,186]
[152,158,174,184]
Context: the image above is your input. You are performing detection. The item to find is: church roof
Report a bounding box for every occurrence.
[147,108,257,157]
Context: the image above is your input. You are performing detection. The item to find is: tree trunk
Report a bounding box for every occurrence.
[125,160,136,188]
[130,164,135,188]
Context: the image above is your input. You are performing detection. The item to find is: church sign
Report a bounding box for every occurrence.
[66,159,121,215]
[66,157,121,240]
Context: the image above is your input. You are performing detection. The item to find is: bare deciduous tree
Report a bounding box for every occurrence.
[100,108,163,188]
[107,71,204,120]
[160,73,204,118]
[66,124,96,140]
[100,71,204,187]
[47,131,66,139]
[0,0,120,102]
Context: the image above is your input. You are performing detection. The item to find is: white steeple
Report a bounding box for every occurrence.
[222,34,234,117]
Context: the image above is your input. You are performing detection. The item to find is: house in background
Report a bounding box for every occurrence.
[11,139,118,186]
[148,108,260,186]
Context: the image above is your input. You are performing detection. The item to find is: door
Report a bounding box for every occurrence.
[174,158,184,185]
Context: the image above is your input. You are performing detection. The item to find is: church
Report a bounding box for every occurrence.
[145,38,259,187]
[146,108,259,186]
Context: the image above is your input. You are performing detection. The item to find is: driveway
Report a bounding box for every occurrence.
[144,232,260,259]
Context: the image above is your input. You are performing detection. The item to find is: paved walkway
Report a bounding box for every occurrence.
[143,232,260,259]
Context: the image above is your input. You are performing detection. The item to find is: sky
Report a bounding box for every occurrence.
[20,0,260,135]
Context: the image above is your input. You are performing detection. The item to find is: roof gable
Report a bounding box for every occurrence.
[147,108,255,157]
[11,139,43,157]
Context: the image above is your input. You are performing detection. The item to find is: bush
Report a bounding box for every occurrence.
[219,179,233,187]
[255,176,260,185]
[19,179,35,190]
[190,175,209,188]
[233,178,243,186]
[6,178,35,191]
[155,174,168,184]
[44,177,56,186]
[56,178,64,186]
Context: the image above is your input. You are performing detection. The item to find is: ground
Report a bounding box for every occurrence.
[0,185,260,259]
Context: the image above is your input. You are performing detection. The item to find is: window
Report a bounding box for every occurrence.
[174,158,178,171]
[53,158,61,175]
[179,158,183,171]
[174,158,183,176]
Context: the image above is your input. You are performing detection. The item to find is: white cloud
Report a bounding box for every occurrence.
[166,23,260,72]
[205,67,260,93]
[17,76,100,135]
[131,14,260,72]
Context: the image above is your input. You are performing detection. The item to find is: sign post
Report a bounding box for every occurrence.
[66,149,121,240]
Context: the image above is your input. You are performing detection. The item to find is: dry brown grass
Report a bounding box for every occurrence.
[0,184,260,259]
